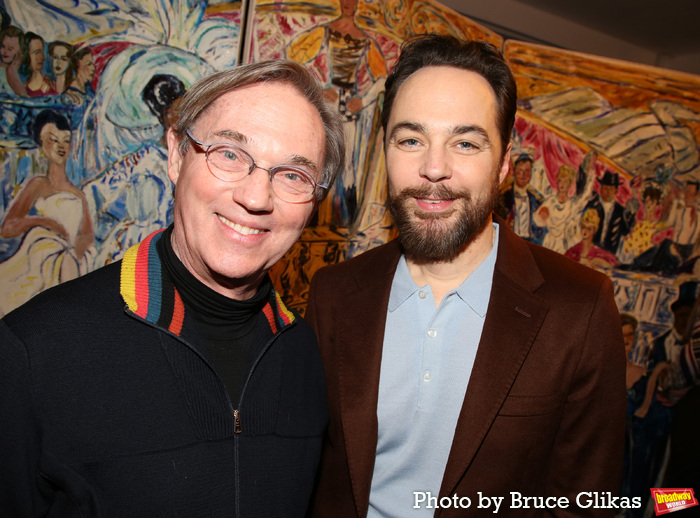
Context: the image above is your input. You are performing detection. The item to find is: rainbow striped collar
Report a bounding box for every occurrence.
[120,229,296,336]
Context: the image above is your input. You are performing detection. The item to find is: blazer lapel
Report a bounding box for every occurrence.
[439,221,550,497]
[336,241,402,514]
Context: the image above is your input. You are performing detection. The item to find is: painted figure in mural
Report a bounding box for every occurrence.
[564,208,619,268]
[21,32,56,96]
[0,110,94,316]
[0,59,345,516]
[661,296,700,504]
[666,180,700,261]
[638,180,700,276]
[64,46,95,105]
[619,184,667,265]
[287,0,389,229]
[86,73,186,266]
[0,25,27,96]
[584,170,634,254]
[620,312,641,502]
[622,287,695,518]
[306,34,625,517]
[533,152,596,254]
[496,152,544,243]
[48,40,73,94]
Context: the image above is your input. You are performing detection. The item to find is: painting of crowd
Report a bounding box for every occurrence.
[497,157,700,280]
[0,24,96,145]
[0,5,213,316]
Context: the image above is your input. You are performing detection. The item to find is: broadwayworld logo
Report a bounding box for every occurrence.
[651,488,698,515]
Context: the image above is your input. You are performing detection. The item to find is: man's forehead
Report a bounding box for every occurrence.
[397,66,496,101]
[389,66,499,132]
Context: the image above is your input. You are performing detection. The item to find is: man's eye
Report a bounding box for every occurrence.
[278,169,311,184]
[398,138,419,147]
[458,141,477,150]
[220,149,241,162]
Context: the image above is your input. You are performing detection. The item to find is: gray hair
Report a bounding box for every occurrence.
[173,60,345,201]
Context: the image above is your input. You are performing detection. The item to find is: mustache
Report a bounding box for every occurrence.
[391,183,472,202]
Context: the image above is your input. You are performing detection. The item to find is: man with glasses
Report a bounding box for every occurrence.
[0,60,345,516]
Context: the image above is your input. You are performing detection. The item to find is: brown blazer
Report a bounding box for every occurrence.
[306,219,626,517]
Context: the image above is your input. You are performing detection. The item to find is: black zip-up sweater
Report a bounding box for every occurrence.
[0,230,328,517]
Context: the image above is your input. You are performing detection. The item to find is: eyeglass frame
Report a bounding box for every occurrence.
[184,129,329,203]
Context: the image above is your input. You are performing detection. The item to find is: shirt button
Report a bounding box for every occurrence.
[423,371,431,382]
[418,290,427,299]
[427,328,437,338]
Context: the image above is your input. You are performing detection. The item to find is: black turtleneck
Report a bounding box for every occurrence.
[157,226,271,407]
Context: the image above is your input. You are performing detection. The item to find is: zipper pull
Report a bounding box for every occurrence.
[234,409,242,434]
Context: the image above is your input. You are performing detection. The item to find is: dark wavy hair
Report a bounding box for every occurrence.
[381,34,517,158]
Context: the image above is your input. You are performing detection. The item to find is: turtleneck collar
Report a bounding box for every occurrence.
[157,225,270,337]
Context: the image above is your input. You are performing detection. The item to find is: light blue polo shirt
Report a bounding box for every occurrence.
[367,224,499,517]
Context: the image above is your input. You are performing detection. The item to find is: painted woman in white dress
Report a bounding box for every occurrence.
[534,151,597,254]
[0,110,95,315]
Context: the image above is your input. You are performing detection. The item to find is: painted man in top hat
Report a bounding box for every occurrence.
[585,170,634,254]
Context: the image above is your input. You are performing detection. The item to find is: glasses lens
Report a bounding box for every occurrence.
[207,144,252,181]
[271,167,316,202]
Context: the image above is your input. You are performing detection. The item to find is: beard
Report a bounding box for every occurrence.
[387,180,498,262]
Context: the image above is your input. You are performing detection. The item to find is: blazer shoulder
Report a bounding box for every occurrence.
[313,240,400,282]
[526,239,613,294]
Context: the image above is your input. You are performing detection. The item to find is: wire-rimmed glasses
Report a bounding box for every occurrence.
[185,129,327,204]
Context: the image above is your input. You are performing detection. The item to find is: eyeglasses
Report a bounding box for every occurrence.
[185,129,327,204]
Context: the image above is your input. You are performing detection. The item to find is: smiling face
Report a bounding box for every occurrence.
[39,122,72,167]
[167,81,324,299]
[384,66,510,261]
[0,35,19,65]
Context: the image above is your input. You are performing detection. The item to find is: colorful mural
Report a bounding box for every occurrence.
[502,42,700,514]
[0,2,697,510]
[0,0,243,315]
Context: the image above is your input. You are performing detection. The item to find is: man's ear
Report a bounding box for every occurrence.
[498,143,512,185]
[166,127,183,186]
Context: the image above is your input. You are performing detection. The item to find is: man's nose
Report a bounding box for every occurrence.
[419,146,452,182]
[232,166,275,212]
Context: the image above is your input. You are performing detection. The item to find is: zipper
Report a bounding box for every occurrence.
[233,409,241,434]
[229,322,295,434]
[125,306,295,517]
[125,308,296,427]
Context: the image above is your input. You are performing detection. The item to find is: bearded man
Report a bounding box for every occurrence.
[306,34,626,518]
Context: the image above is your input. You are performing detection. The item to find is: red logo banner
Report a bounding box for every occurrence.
[651,488,699,515]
